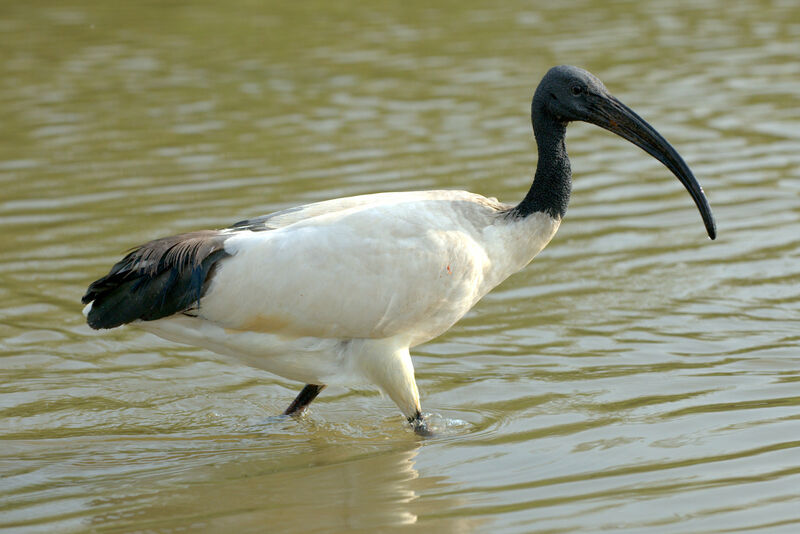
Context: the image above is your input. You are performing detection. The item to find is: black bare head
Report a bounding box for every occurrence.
[533,65,610,124]
[530,65,716,239]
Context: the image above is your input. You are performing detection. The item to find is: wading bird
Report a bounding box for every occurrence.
[83,66,716,435]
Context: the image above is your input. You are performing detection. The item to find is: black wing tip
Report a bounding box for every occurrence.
[81,284,101,306]
[81,232,230,329]
[82,285,129,330]
[86,309,120,330]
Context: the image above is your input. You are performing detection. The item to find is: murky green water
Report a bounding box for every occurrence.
[2,1,799,532]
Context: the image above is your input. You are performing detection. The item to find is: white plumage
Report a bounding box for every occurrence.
[83,66,715,434]
[87,190,559,423]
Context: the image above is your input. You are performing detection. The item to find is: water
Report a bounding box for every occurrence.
[2,0,799,532]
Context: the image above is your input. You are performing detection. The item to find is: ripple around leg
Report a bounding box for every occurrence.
[410,412,471,438]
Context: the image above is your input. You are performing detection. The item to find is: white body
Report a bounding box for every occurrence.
[93,190,561,419]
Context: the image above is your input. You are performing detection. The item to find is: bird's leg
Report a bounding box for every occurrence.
[351,340,433,436]
[283,384,326,416]
[408,410,433,437]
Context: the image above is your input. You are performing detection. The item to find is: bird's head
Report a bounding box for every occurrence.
[533,65,716,240]
[533,65,610,123]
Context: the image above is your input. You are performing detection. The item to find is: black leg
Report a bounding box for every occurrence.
[408,410,433,437]
[283,384,326,416]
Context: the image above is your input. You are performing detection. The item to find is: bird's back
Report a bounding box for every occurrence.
[199,190,514,345]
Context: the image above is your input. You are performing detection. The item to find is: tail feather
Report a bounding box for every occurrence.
[82,231,230,329]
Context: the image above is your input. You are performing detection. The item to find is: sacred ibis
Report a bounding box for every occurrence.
[82,66,716,435]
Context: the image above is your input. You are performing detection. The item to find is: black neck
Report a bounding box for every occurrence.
[511,109,571,219]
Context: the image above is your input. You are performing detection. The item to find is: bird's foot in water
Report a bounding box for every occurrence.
[408,412,434,437]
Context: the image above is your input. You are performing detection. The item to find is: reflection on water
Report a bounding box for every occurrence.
[76,437,428,532]
[4,435,423,532]
[2,0,800,532]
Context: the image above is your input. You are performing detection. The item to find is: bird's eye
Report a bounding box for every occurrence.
[571,85,583,96]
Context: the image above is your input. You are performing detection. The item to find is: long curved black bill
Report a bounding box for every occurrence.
[588,93,716,240]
